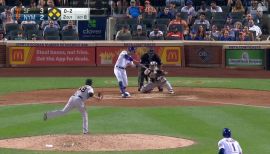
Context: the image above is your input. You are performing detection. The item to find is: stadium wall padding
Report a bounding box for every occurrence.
[2,41,270,70]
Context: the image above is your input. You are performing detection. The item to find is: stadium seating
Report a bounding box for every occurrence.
[155,18,171,25]
[61,29,78,40]
[2,0,269,41]
[5,23,20,35]
[22,24,38,33]
[44,28,60,40]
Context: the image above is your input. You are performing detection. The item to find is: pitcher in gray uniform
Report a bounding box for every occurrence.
[140,61,174,94]
[43,79,95,134]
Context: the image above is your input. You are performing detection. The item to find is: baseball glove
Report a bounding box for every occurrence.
[97,92,103,100]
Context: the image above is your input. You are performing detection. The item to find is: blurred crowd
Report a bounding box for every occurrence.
[0,0,269,41]
[112,0,270,41]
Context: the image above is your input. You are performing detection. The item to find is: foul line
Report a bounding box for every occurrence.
[0,97,269,109]
[190,99,270,109]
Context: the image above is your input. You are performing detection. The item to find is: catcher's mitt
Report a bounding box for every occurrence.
[97,92,103,100]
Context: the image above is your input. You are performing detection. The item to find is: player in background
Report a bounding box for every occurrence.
[140,61,174,94]
[218,128,243,154]
[43,79,100,134]
[114,46,136,98]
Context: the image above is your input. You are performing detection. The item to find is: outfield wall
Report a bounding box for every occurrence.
[0,42,6,67]
[2,41,270,70]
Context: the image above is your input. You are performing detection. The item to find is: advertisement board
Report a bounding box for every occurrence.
[185,46,222,67]
[96,46,182,66]
[78,16,107,40]
[226,49,265,67]
[9,46,95,66]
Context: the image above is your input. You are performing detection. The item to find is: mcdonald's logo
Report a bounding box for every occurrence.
[166,50,178,62]
[12,49,24,62]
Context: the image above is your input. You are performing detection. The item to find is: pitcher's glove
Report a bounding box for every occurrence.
[97,92,103,100]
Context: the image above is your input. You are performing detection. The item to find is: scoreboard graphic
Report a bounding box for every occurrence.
[16,7,90,21]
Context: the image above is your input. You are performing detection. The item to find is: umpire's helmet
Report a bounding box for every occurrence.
[149,48,155,53]
[85,79,92,86]
[223,128,231,138]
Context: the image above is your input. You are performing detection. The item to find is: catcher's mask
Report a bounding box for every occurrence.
[149,61,157,70]
[85,79,93,86]
[223,128,231,138]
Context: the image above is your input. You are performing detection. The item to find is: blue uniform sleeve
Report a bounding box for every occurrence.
[218,148,224,154]
[124,54,133,61]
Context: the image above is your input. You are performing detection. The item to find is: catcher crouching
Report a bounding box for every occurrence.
[140,61,174,94]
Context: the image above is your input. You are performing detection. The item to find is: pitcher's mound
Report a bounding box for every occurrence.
[0,134,194,152]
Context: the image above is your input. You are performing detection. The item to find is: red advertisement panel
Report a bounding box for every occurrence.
[9,46,95,66]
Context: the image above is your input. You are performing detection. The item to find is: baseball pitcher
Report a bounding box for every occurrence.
[140,61,174,94]
[114,46,136,98]
[218,128,243,154]
[43,79,102,134]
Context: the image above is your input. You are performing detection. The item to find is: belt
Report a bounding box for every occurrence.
[116,66,125,69]
[73,95,83,99]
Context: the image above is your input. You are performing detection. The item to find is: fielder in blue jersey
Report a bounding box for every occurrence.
[114,46,136,98]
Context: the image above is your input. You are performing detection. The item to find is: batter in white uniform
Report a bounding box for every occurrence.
[218,128,243,154]
[43,79,94,134]
[114,46,136,98]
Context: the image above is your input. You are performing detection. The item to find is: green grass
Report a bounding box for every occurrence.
[1,77,270,153]
[0,104,270,154]
[1,77,270,95]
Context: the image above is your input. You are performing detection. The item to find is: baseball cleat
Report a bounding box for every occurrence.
[121,92,131,98]
[43,112,47,121]
[169,90,175,94]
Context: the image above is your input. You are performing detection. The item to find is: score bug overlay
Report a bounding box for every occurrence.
[48,8,90,21]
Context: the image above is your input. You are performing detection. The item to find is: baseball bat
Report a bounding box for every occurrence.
[138,63,148,69]
[132,58,148,69]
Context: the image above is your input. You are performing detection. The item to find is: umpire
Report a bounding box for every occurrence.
[138,48,162,91]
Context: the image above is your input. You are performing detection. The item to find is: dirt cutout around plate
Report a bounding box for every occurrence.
[1,87,270,107]
[0,134,194,152]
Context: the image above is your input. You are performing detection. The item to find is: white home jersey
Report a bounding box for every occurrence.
[114,50,134,68]
[218,138,242,154]
[74,85,94,101]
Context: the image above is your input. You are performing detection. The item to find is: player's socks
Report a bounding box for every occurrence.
[118,81,126,94]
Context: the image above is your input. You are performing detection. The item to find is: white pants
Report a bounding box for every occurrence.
[46,96,88,134]
[114,67,128,87]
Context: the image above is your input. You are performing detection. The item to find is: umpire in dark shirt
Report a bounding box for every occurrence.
[138,48,162,91]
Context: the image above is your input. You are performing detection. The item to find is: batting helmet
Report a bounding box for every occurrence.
[128,46,136,53]
[223,128,231,138]
[85,79,92,86]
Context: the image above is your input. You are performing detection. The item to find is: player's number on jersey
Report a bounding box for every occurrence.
[231,143,236,152]
[79,86,87,92]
